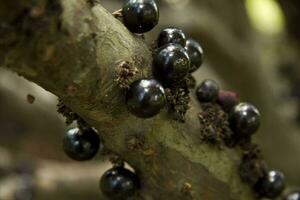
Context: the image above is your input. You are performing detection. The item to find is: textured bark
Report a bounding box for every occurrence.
[156,0,300,184]
[102,0,300,185]
[0,0,257,199]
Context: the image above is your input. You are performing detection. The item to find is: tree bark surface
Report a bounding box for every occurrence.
[0,0,257,199]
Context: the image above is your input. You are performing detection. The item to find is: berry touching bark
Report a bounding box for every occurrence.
[100,167,139,199]
[126,79,166,118]
[157,27,186,47]
[122,0,159,33]
[229,103,260,137]
[196,79,219,102]
[255,170,285,198]
[217,90,240,112]
[153,43,190,84]
[185,38,204,72]
[63,127,100,161]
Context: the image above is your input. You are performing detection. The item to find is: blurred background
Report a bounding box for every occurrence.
[0,0,300,199]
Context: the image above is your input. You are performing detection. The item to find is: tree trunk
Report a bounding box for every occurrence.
[0,0,263,199]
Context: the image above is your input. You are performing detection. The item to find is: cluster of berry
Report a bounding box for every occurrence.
[62,0,203,198]
[123,0,203,119]
[196,79,261,138]
[61,0,299,199]
[60,126,297,199]
[125,28,203,118]
[62,126,139,199]
[196,80,299,199]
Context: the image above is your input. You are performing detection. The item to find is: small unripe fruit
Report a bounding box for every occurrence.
[122,0,159,33]
[229,103,260,136]
[153,43,190,83]
[284,190,300,200]
[185,38,204,72]
[100,167,139,200]
[196,79,219,102]
[63,127,100,161]
[157,27,186,47]
[217,90,240,112]
[126,79,166,118]
[255,170,285,198]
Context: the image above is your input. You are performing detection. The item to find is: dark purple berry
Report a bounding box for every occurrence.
[284,190,300,200]
[255,170,285,198]
[122,0,159,33]
[196,79,219,102]
[126,79,166,118]
[157,27,186,47]
[153,43,190,83]
[185,38,204,72]
[63,127,100,161]
[217,90,240,112]
[100,167,139,200]
[229,103,260,136]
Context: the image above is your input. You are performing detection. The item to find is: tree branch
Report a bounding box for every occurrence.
[0,0,256,199]
[151,0,300,183]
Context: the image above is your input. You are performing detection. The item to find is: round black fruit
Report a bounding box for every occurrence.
[196,79,219,102]
[126,79,166,118]
[157,27,186,47]
[122,0,159,33]
[63,127,100,161]
[185,38,204,72]
[153,43,190,83]
[100,167,139,200]
[255,170,285,198]
[229,102,260,137]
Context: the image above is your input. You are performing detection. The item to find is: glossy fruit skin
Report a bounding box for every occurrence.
[185,38,204,72]
[126,79,166,118]
[122,0,159,33]
[284,190,300,200]
[100,167,139,200]
[229,103,260,137]
[157,27,186,47]
[196,79,219,102]
[255,170,285,198]
[63,127,100,161]
[153,43,191,83]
